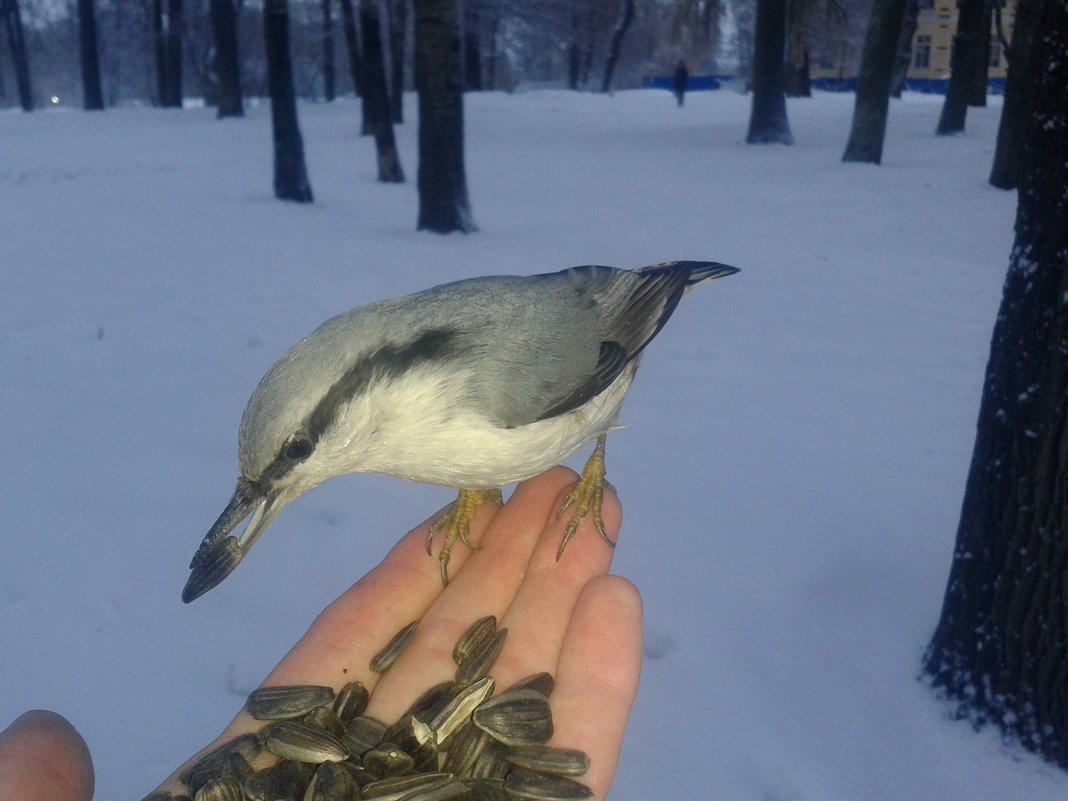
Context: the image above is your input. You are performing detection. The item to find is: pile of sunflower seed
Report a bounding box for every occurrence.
[144,616,592,801]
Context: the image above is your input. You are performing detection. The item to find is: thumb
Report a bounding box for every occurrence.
[0,710,94,801]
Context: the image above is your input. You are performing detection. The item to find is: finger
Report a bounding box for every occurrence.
[259,495,499,689]
[0,710,94,801]
[156,497,499,792]
[551,575,643,801]
[365,466,584,722]
[490,477,623,689]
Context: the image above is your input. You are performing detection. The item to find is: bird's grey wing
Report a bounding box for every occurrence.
[471,264,698,427]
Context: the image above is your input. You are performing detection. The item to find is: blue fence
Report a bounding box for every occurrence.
[642,75,732,91]
[811,76,1007,95]
[643,75,1007,96]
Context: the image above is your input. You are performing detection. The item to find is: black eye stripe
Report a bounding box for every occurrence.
[255,329,460,485]
[304,327,460,442]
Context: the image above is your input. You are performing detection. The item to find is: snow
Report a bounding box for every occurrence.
[3,87,1066,800]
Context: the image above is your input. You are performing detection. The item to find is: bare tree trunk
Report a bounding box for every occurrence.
[78,0,105,109]
[360,0,404,181]
[567,45,580,89]
[600,0,635,93]
[924,0,1068,767]
[784,0,812,97]
[891,0,919,97]
[936,0,984,134]
[155,0,184,107]
[323,0,336,101]
[841,0,908,162]
[153,0,165,105]
[265,0,314,202]
[969,2,991,106]
[989,0,1040,188]
[414,0,475,232]
[165,0,184,106]
[210,0,244,117]
[463,1,481,90]
[746,0,794,143]
[388,0,406,122]
[567,6,581,90]
[3,0,33,111]
[338,0,364,99]
[485,7,499,90]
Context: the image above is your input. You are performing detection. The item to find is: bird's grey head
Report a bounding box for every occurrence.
[182,305,461,603]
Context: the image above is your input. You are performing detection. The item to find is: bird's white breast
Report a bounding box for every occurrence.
[324,361,637,489]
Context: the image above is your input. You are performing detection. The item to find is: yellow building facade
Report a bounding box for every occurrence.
[810,0,1016,84]
[909,0,1015,79]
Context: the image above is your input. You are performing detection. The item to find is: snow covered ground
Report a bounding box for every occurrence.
[4,86,1066,800]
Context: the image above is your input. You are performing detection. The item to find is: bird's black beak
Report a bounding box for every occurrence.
[182,477,284,603]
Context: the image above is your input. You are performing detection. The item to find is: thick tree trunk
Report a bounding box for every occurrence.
[155,0,183,107]
[891,0,919,97]
[165,0,183,107]
[936,0,985,134]
[264,0,314,202]
[210,0,244,117]
[484,8,499,90]
[566,7,581,90]
[360,0,404,182]
[924,0,1068,768]
[153,0,165,105]
[338,0,364,99]
[388,0,406,122]
[841,0,908,162]
[322,0,336,101]
[4,0,34,111]
[567,42,580,89]
[746,0,794,143]
[463,2,481,90]
[969,3,991,107]
[78,0,104,110]
[600,0,635,93]
[414,0,475,233]
[989,0,1039,189]
[784,0,812,98]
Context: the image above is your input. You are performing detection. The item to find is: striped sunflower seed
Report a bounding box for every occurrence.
[192,775,247,801]
[370,620,419,673]
[303,760,360,801]
[471,690,553,747]
[246,685,335,721]
[332,681,369,724]
[430,676,495,746]
[452,615,498,666]
[455,628,508,687]
[264,720,349,763]
[342,715,389,756]
[501,745,589,777]
[502,768,593,801]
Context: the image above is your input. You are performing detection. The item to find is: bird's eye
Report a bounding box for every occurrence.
[285,438,313,461]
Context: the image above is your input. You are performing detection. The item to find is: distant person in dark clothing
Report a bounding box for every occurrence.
[673,60,689,107]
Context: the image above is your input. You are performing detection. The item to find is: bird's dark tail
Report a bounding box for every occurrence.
[638,260,740,289]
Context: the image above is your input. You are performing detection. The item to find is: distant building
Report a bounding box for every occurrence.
[910,0,1014,78]
[811,0,1015,88]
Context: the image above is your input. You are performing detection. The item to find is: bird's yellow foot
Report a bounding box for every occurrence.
[556,434,616,559]
[427,488,504,584]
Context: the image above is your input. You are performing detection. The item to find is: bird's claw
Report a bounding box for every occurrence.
[426,488,503,584]
[555,434,616,559]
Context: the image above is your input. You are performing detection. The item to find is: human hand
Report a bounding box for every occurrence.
[153,465,642,798]
[0,467,642,801]
[0,710,94,801]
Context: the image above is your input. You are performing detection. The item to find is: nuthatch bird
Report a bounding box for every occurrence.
[182,260,738,602]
